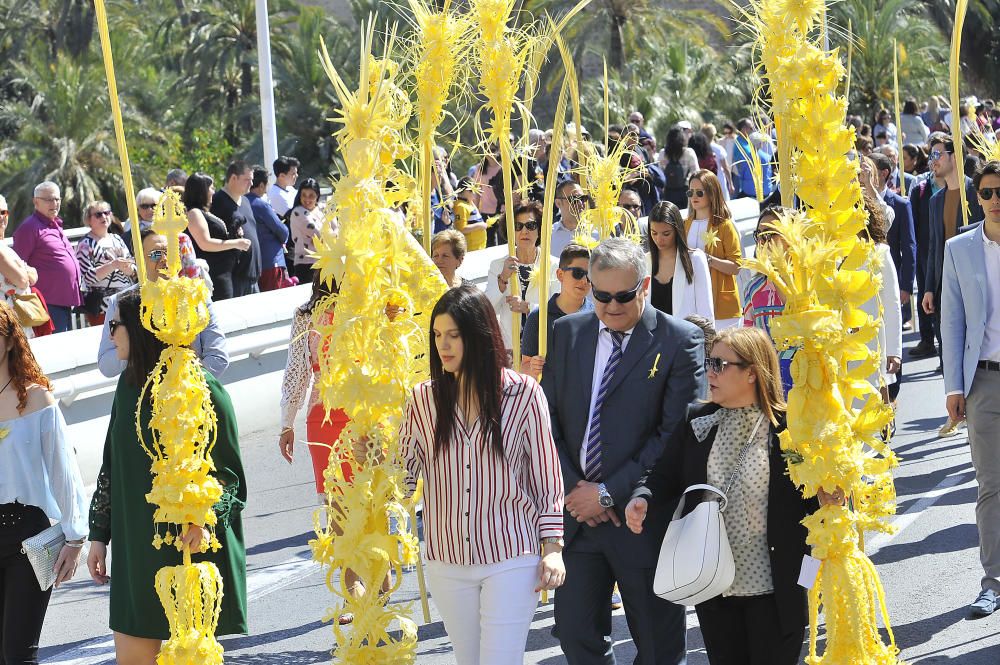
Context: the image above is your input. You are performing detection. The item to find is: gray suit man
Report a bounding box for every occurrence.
[941,160,1000,616]
[542,237,704,664]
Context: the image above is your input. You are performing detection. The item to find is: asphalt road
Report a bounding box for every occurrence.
[39,328,999,664]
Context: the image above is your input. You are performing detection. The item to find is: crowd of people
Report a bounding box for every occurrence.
[3,93,1000,665]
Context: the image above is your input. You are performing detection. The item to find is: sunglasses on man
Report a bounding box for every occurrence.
[592,280,642,304]
[979,187,1000,201]
[563,267,590,282]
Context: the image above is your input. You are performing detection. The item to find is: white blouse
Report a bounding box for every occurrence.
[0,403,89,541]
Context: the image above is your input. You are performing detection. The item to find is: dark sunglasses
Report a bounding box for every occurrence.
[139,203,156,210]
[592,280,642,304]
[753,229,778,243]
[979,187,1000,201]
[687,189,706,198]
[621,203,643,211]
[147,249,168,261]
[108,319,122,336]
[91,210,112,217]
[514,221,540,232]
[564,267,590,282]
[704,357,749,374]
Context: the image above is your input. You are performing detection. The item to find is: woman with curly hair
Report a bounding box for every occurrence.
[0,301,89,664]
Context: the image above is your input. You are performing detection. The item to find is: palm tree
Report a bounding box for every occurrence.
[830,0,948,118]
[920,0,996,92]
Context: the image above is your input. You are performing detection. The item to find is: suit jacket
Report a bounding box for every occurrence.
[883,189,916,292]
[541,306,705,566]
[925,177,983,298]
[909,175,937,279]
[635,402,817,635]
[941,225,992,396]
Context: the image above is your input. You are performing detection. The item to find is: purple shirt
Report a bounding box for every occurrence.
[13,212,82,307]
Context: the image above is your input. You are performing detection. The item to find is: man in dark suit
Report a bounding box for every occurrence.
[542,237,705,665]
[873,153,916,332]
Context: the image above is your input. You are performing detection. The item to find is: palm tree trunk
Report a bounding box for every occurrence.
[609,10,626,70]
[174,0,190,27]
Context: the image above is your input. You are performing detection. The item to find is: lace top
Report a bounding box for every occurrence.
[696,404,773,596]
[279,308,334,429]
[0,403,89,541]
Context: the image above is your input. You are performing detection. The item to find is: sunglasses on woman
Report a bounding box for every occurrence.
[687,189,705,198]
[592,280,642,304]
[108,319,122,336]
[514,221,540,232]
[704,357,749,374]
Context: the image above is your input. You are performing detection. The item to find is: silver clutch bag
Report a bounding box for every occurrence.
[21,524,65,591]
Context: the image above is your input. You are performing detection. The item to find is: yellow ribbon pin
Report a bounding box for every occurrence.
[648,353,661,379]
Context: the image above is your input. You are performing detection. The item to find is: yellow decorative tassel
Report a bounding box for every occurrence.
[154,557,225,665]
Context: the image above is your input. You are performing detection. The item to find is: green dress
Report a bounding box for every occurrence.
[89,372,248,639]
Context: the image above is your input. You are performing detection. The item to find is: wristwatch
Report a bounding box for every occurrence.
[598,483,614,508]
[541,536,564,548]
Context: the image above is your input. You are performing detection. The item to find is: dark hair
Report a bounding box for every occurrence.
[973,160,1000,189]
[735,117,754,133]
[647,201,694,284]
[251,166,269,189]
[139,227,160,246]
[556,179,580,196]
[558,242,590,269]
[299,270,339,315]
[903,99,919,115]
[455,176,476,195]
[272,155,300,177]
[116,289,168,388]
[513,200,543,246]
[855,135,874,153]
[225,159,251,181]
[929,134,954,153]
[860,189,888,245]
[902,144,927,173]
[165,168,188,186]
[870,152,892,177]
[664,127,687,162]
[429,286,507,459]
[292,178,322,210]
[688,132,711,160]
[182,172,214,211]
[965,153,981,177]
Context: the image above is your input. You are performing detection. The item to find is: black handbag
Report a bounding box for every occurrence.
[80,288,108,316]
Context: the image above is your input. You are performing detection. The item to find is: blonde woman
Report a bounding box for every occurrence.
[626,327,830,664]
[683,169,743,329]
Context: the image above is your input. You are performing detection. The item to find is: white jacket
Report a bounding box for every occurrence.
[486,251,561,350]
[862,243,903,389]
[645,249,715,325]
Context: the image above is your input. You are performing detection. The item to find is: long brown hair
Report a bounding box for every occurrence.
[647,201,694,284]
[714,327,786,426]
[0,302,53,412]
[685,169,732,227]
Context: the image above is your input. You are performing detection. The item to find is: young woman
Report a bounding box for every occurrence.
[646,200,714,324]
[76,201,136,326]
[625,327,831,665]
[288,178,324,286]
[485,200,560,353]
[399,286,565,665]
[87,290,247,665]
[742,207,795,395]
[659,127,696,208]
[184,173,251,301]
[431,229,468,289]
[684,169,743,329]
[0,301,89,664]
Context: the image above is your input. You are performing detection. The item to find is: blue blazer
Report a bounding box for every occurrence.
[883,190,916,291]
[925,177,983,297]
[541,305,705,565]
[940,225,991,396]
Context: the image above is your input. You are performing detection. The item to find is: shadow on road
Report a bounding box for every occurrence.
[872,524,978,565]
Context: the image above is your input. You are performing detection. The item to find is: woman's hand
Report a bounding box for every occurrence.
[279,428,294,463]
[53,542,83,588]
[233,238,252,252]
[536,550,566,592]
[886,356,902,375]
[817,487,847,507]
[180,524,211,553]
[506,296,530,314]
[625,497,648,534]
[499,256,518,282]
[87,541,110,585]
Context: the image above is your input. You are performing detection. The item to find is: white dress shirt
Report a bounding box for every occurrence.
[580,323,635,470]
[267,183,296,217]
[981,230,1000,362]
[686,219,710,251]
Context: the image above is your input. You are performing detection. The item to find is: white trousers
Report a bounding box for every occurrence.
[425,554,540,665]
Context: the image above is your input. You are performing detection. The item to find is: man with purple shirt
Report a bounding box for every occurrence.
[13,182,81,332]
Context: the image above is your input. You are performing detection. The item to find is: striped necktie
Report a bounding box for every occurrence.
[583,329,626,482]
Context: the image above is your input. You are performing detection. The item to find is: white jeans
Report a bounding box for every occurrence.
[425,554,540,665]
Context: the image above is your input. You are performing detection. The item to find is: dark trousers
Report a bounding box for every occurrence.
[555,526,686,665]
[915,259,935,347]
[47,305,72,334]
[0,504,53,665]
[696,594,804,665]
[292,263,316,287]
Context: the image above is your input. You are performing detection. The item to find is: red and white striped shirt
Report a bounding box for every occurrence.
[399,368,564,565]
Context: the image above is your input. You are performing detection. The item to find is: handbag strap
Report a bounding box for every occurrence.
[671,483,728,520]
[721,413,766,499]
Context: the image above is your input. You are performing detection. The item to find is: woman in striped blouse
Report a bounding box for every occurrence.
[399,285,565,665]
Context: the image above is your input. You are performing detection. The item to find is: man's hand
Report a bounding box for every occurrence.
[922,291,935,315]
[625,497,648,534]
[900,290,911,304]
[565,481,606,522]
[946,393,967,422]
[583,508,622,528]
[886,356,902,375]
[525,356,545,377]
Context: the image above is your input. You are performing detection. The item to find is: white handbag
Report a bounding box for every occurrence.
[21,524,65,591]
[652,414,765,606]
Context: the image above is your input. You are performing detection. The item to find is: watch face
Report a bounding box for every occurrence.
[600,495,613,507]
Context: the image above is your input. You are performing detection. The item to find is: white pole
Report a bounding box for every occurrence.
[256,0,278,182]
